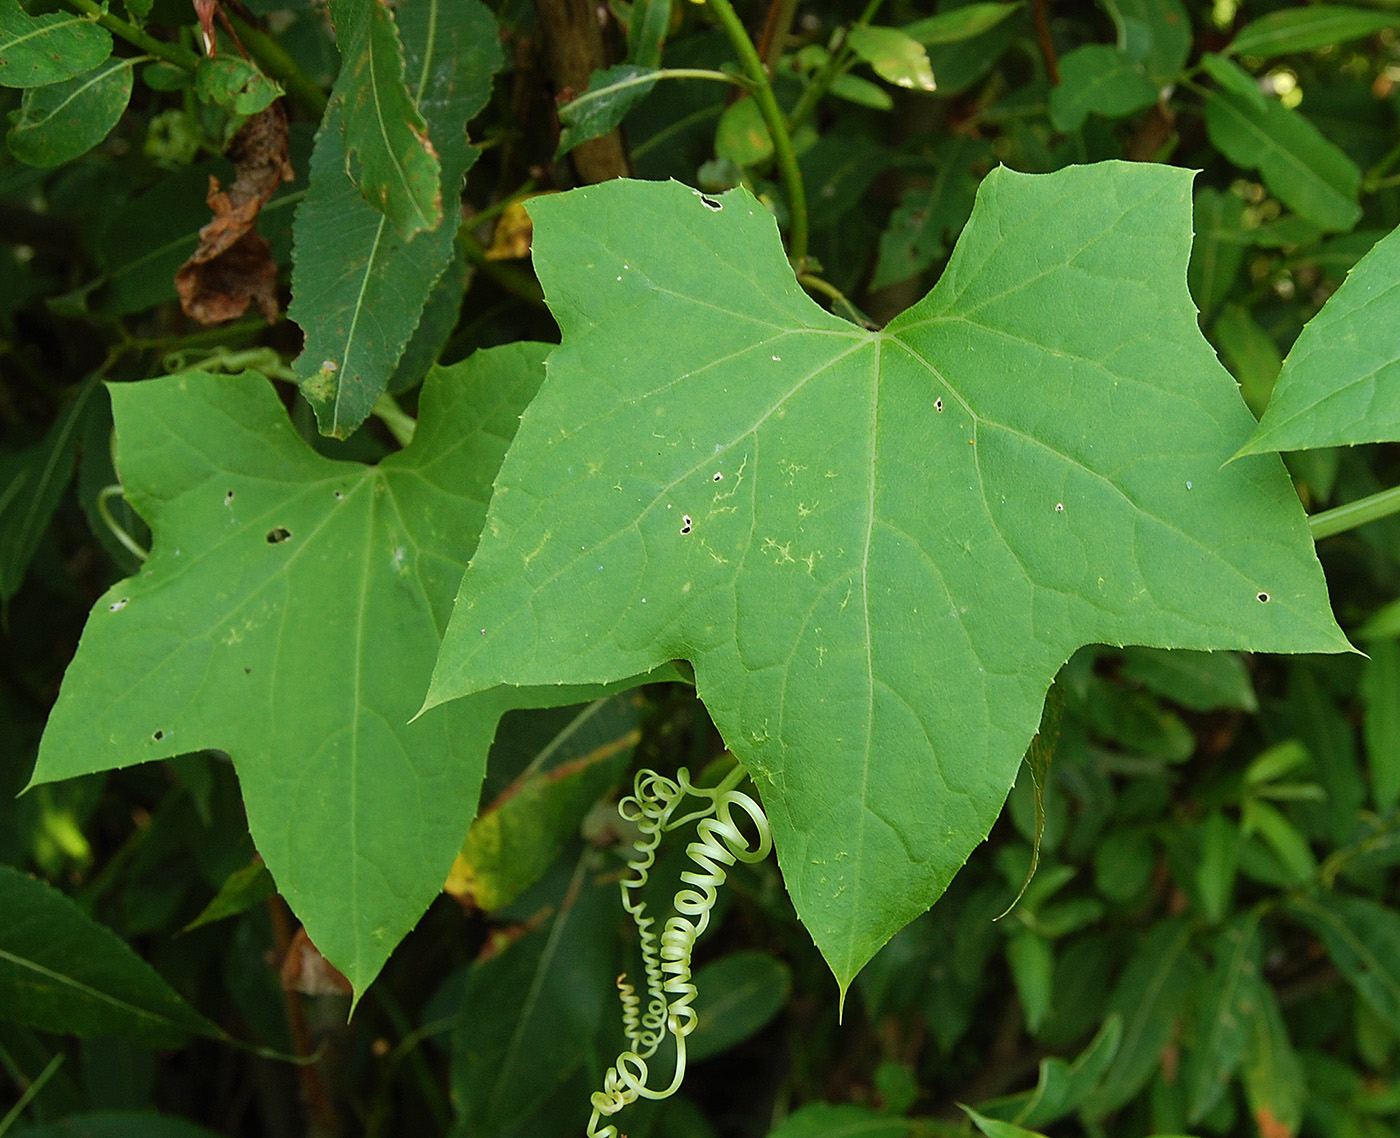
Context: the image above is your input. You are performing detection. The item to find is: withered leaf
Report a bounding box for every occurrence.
[176,102,294,324]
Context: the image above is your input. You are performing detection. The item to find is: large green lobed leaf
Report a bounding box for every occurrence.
[31,344,586,995]
[426,167,1345,990]
[1241,223,1400,454]
[292,0,502,437]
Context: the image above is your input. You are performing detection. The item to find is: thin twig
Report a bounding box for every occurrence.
[1031,0,1060,85]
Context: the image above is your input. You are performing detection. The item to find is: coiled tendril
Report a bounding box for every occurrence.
[586,763,772,1138]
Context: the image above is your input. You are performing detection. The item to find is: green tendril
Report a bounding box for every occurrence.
[587,765,772,1138]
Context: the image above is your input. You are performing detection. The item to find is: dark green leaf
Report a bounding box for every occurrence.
[8,1111,226,1138]
[558,64,659,157]
[0,865,217,1045]
[1212,303,1282,418]
[1085,921,1202,1117]
[450,856,617,1138]
[1006,932,1053,1034]
[1290,893,1400,1033]
[1241,223,1400,454]
[0,379,97,602]
[715,95,772,165]
[1200,52,1266,110]
[325,0,441,239]
[1185,913,1264,1123]
[963,1106,1045,1138]
[1204,89,1362,233]
[1188,187,1247,322]
[1048,45,1157,132]
[1227,5,1400,59]
[687,950,792,1061]
[1362,639,1400,812]
[1102,0,1190,83]
[1240,982,1303,1138]
[1010,1015,1122,1129]
[1195,812,1239,924]
[427,168,1344,991]
[627,0,672,68]
[0,2,112,88]
[292,0,502,437]
[768,1104,913,1138]
[193,55,282,115]
[6,57,134,166]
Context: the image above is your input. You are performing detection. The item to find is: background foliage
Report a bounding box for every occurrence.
[3,0,1400,1135]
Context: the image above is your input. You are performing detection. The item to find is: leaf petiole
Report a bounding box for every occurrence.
[1309,484,1400,541]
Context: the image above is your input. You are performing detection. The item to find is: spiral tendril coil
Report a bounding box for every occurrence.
[586,765,772,1138]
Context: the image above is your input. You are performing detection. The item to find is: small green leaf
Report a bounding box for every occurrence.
[902,3,1020,45]
[1241,223,1400,454]
[1199,52,1266,110]
[1227,5,1400,58]
[291,0,503,437]
[557,64,659,157]
[1012,1016,1122,1129]
[1006,932,1053,1034]
[1048,45,1156,132]
[1290,893,1400,1034]
[6,1111,227,1138]
[182,859,276,932]
[846,25,936,92]
[0,380,98,602]
[963,1106,1047,1138]
[827,72,893,109]
[6,57,134,166]
[716,95,772,165]
[1185,913,1264,1123]
[1195,812,1239,924]
[768,1104,913,1138]
[193,55,283,115]
[326,0,441,240]
[1119,647,1256,712]
[687,950,793,1061]
[0,865,217,1045]
[1362,639,1400,812]
[1242,799,1316,882]
[427,167,1345,992]
[1204,89,1361,233]
[1102,0,1190,83]
[0,1,111,88]
[627,0,672,67]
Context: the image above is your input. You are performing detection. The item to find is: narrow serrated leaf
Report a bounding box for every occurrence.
[1241,223,1400,454]
[0,1,111,88]
[427,167,1346,991]
[292,0,503,437]
[557,64,659,157]
[326,0,441,239]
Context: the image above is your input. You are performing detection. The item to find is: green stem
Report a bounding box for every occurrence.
[797,273,877,328]
[0,1054,64,1138]
[226,13,328,118]
[372,393,417,448]
[1309,484,1400,540]
[705,0,810,266]
[63,0,199,71]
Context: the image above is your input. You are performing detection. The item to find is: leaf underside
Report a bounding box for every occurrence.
[427,167,1345,990]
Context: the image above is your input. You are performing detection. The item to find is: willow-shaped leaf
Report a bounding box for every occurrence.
[0,1,111,87]
[326,0,440,239]
[426,167,1345,991]
[6,57,133,166]
[292,0,502,437]
[31,344,633,996]
[1241,223,1400,455]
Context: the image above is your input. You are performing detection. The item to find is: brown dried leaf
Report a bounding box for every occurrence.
[176,103,294,325]
[279,926,353,997]
[193,0,218,54]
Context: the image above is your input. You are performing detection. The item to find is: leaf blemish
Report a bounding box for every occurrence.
[109,597,129,612]
[1055,502,1064,512]
[266,526,292,544]
[153,730,164,741]
[700,195,722,211]
[225,490,235,504]
[713,472,723,481]
[680,515,693,534]
[935,398,943,412]
[1257,591,1270,602]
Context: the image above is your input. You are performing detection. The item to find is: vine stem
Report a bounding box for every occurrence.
[705,0,810,267]
[63,0,199,71]
[1309,484,1400,541]
[784,0,888,132]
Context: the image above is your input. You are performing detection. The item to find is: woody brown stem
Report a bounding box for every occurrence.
[1031,0,1060,86]
[533,0,631,182]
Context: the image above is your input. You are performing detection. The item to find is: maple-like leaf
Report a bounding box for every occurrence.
[426,166,1347,990]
